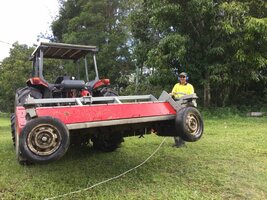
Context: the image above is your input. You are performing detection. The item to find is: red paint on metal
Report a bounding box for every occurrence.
[93,79,110,89]
[27,77,49,87]
[15,102,176,132]
[16,107,27,135]
[81,90,90,96]
[35,102,176,125]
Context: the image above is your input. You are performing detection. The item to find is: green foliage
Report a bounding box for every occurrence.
[0,43,34,112]
[129,0,267,107]
[146,34,188,69]
[52,0,135,88]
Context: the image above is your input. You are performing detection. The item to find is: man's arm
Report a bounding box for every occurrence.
[169,84,178,96]
[188,84,194,94]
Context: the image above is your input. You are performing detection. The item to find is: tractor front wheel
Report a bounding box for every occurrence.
[19,116,70,164]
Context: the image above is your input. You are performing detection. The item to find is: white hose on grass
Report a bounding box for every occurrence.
[45,138,167,200]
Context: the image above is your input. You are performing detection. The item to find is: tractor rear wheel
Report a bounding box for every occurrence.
[11,87,42,147]
[91,87,124,151]
[101,87,118,97]
[19,116,70,164]
[10,114,16,146]
[16,86,42,106]
[12,87,43,164]
[91,134,123,152]
[175,107,204,142]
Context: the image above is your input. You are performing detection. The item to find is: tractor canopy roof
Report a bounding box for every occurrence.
[30,42,98,61]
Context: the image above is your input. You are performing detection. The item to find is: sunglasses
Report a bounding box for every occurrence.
[179,76,186,78]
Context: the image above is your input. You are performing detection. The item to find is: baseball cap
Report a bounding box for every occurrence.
[179,72,187,77]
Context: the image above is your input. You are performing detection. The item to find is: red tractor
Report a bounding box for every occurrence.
[11,42,204,165]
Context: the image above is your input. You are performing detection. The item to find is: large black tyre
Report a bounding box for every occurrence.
[70,133,91,147]
[175,107,204,142]
[10,88,25,147]
[91,134,124,152]
[15,127,31,165]
[19,116,70,164]
[101,87,118,97]
[91,87,123,151]
[93,86,118,98]
[11,87,42,148]
[10,113,16,146]
[16,86,42,106]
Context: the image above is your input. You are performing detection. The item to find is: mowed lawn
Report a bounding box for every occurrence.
[0,112,266,200]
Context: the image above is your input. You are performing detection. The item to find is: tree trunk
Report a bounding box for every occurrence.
[203,81,211,107]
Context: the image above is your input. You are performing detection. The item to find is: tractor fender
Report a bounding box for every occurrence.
[27,77,49,88]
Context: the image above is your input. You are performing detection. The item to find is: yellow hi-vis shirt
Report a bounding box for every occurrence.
[171,83,194,98]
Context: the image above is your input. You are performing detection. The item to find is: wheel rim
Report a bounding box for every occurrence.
[27,124,62,156]
[186,113,200,136]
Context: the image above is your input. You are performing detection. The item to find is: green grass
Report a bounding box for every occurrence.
[0,113,267,200]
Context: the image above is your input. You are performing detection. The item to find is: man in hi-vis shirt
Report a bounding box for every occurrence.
[169,72,194,147]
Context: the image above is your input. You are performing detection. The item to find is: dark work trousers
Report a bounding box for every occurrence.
[173,136,185,147]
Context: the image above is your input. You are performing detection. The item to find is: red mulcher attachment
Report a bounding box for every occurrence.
[10,42,203,164]
[14,91,203,164]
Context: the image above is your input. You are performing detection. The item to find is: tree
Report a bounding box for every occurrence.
[51,0,136,91]
[129,0,267,107]
[0,43,34,112]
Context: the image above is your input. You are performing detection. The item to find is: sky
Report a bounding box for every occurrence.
[0,0,60,61]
